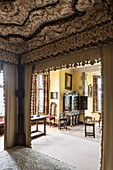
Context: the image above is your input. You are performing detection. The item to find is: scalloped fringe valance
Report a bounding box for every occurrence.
[21,22,113,64]
[0,50,18,64]
[0,22,112,65]
[33,46,101,73]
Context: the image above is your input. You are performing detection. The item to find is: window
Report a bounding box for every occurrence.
[31,74,49,115]
[37,75,43,113]
[0,72,5,116]
[97,78,102,112]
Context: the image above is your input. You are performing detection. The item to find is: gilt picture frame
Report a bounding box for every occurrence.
[88,84,92,97]
[51,92,58,99]
[65,73,72,90]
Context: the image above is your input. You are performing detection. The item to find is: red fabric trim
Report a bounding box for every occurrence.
[0,122,4,126]
[47,116,55,120]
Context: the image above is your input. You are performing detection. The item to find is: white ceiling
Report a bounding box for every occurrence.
[63,63,101,75]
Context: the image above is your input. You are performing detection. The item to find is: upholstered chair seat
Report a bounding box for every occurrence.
[47,102,56,127]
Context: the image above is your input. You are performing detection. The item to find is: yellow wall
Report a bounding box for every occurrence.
[59,70,75,122]
[85,73,100,121]
[49,70,74,123]
[73,72,84,122]
[59,70,74,114]
[91,112,100,121]
[49,70,96,123]
[85,73,93,116]
[49,70,60,121]
[73,72,83,95]
[50,70,87,122]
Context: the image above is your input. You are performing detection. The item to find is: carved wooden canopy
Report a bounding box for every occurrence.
[0,0,112,64]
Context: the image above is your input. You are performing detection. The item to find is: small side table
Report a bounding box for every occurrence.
[85,123,95,138]
[58,117,67,130]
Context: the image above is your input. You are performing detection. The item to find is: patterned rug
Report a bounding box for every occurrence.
[0,146,77,170]
[62,124,101,143]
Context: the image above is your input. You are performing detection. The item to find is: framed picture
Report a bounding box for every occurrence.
[63,95,72,111]
[88,84,92,97]
[51,92,58,99]
[65,73,72,90]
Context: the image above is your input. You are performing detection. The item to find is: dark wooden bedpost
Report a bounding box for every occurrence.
[15,57,25,146]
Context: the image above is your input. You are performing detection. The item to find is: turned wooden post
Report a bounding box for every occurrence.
[15,57,25,145]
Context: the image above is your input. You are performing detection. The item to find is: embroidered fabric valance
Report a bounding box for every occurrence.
[34,46,101,73]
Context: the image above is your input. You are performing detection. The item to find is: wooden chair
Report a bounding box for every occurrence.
[85,116,95,138]
[85,116,95,123]
[47,102,56,127]
[58,116,67,130]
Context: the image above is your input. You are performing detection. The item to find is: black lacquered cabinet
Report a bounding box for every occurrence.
[72,96,79,110]
[79,96,87,110]
[63,94,87,111]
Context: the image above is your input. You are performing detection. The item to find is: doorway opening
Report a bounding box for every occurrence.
[30,62,102,170]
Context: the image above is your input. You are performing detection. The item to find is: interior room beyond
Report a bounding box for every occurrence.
[30,63,102,170]
[0,0,113,169]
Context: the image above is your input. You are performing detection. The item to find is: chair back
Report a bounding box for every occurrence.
[50,102,56,116]
[85,116,95,123]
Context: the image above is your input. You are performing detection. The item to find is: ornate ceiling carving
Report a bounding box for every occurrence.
[0,0,112,64]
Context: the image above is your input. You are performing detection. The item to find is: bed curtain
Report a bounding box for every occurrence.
[103,42,113,170]
[3,63,18,149]
[24,65,33,147]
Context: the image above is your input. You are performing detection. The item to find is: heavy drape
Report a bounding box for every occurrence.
[93,76,98,112]
[43,75,49,114]
[93,76,101,112]
[31,73,49,115]
[34,47,101,73]
[103,42,113,170]
[24,65,33,147]
[31,74,37,115]
[3,63,18,149]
